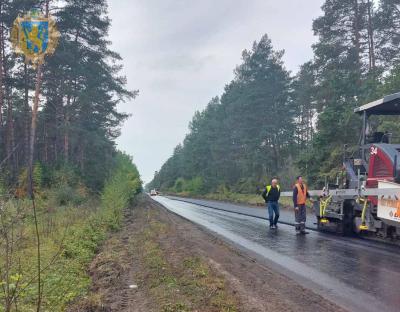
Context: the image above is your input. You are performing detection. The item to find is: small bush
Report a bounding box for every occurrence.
[51,166,80,188]
[172,176,205,195]
[101,152,142,230]
[49,184,85,206]
[174,178,186,193]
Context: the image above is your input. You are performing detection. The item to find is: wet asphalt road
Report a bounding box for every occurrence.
[165,195,317,229]
[153,196,400,312]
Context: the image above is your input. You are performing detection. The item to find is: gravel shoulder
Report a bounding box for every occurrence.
[69,195,346,312]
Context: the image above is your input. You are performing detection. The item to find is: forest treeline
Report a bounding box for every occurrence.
[0,0,137,192]
[148,0,400,194]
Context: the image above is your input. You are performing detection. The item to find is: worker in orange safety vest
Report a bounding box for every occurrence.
[292,176,311,235]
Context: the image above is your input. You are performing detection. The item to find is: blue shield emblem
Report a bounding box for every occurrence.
[20,20,49,54]
[11,11,59,65]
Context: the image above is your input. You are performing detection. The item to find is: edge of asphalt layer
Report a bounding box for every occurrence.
[151,196,396,312]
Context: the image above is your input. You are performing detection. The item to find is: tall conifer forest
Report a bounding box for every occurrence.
[0,0,138,191]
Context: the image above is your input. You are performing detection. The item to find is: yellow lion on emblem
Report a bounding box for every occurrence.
[22,24,44,53]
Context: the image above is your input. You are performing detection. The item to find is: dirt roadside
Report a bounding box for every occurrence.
[68,195,346,312]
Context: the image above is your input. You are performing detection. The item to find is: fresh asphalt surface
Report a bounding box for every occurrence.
[165,195,318,229]
[153,195,400,312]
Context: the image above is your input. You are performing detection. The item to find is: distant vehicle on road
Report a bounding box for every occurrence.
[150,189,158,196]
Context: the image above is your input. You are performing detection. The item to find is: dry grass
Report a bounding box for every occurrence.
[136,209,238,312]
[71,200,239,312]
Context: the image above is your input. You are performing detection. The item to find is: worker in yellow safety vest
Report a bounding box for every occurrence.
[262,178,281,229]
[293,176,311,235]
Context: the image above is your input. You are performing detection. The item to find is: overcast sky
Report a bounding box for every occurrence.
[108,0,324,184]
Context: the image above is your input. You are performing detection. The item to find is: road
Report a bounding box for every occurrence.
[165,195,317,228]
[153,196,400,312]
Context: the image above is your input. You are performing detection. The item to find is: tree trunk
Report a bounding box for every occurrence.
[53,98,60,164]
[309,106,314,142]
[271,134,279,171]
[5,96,14,171]
[352,0,364,91]
[28,0,51,180]
[367,0,376,70]
[63,90,70,163]
[0,0,3,129]
[24,64,31,165]
[80,144,84,172]
[353,0,361,65]
[64,110,69,162]
[28,64,43,195]
[42,119,48,163]
[2,30,16,176]
[63,30,79,164]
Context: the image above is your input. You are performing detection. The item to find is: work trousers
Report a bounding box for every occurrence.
[267,201,280,226]
[295,204,306,232]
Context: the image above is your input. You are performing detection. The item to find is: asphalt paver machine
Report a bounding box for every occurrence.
[315,92,400,242]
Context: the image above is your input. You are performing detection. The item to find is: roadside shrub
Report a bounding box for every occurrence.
[63,217,106,262]
[216,183,230,195]
[0,175,6,197]
[15,162,44,198]
[49,184,86,206]
[186,176,205,194]
[101,152,142,231]
[233,177,259,194]
[33,162,43,189]
[172,176,205,195]
[174,177,186,193]
[51,166,81,188]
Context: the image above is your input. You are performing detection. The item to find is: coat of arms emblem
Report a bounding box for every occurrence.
[11,9,59,65]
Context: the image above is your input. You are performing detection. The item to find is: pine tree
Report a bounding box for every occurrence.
[375,0,400,68]
[292,61,317,150]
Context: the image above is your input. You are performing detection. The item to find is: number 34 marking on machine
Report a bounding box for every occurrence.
[370,146,378,155]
